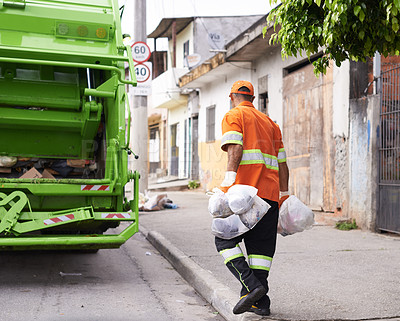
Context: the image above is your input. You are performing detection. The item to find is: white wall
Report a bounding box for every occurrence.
[197,48,303,143]
[169,105,187,125]
[252,48,310,129]
[253,48,284,126]
[198,68,251,143]
[168,22,193,69]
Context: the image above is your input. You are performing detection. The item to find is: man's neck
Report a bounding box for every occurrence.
[237,101,253,107]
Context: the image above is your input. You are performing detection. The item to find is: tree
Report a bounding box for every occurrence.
[265,0,400,75]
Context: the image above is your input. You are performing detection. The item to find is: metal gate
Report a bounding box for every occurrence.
[378,66,400,234]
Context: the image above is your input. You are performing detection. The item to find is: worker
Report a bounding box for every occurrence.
[215,80,289,316]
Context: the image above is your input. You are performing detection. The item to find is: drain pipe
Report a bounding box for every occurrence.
[373,52,381,95]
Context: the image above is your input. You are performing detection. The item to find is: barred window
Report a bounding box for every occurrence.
[206,105,216,142]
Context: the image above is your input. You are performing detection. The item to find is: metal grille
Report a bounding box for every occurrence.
[378,66,400,234]
[206,105,215,142]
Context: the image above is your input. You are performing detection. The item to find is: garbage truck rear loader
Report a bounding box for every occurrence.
[0,0,139,250]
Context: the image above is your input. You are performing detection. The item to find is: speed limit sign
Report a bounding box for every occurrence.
[131,41,151,63]
[135,62,152,83]
[132,62,152,96]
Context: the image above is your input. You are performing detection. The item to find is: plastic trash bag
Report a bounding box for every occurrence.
[211,195,271,239]
[239,195,271,229]
[143,193,168,211]
[0,156,17,167]
[212,214,249,239]
[208,188,233,218]
[226,184,258,214]
[278,195,315,236]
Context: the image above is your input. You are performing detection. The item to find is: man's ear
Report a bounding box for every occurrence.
[250,96,255,103]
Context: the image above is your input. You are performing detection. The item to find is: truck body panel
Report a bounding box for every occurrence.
[0,0,139,250]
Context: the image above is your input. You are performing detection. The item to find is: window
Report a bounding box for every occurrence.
[206,105,216,142]
[258,75,268,114]
[259,92,269,115]
[183,40,189,67]
[170,123,178,157]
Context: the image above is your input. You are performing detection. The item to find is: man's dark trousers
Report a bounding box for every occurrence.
[215,199,278,309]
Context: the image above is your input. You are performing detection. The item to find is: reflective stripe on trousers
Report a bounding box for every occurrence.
[219,244,244,264]
[248,254,272,271]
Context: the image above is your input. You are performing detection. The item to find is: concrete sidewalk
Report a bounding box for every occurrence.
[138,191,400,321]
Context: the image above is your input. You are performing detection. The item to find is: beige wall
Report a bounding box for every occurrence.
[198,140,227,191]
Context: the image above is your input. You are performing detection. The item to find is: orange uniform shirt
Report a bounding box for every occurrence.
[221,101,286,202]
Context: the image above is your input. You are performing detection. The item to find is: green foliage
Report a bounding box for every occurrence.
[188,180,200,189]
[266,0,400,76]
[336,219,358,231]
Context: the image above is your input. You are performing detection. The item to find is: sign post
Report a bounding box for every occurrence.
[131,1,149,194]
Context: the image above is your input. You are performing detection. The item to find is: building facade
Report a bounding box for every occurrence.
[179,15,395,232]
[148,15,262,180]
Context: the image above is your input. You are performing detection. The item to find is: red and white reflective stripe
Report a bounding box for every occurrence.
[44,214,75,226]
[101,213,131,219]
[81,185,110,191]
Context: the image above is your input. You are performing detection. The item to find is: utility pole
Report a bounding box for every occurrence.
[132,0,148,193]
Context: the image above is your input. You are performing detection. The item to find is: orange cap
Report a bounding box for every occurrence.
[229,80,254,97]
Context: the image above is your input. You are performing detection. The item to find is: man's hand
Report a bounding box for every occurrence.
[221,171,236,187]
[278,191,289,208]
[219,171,237,193]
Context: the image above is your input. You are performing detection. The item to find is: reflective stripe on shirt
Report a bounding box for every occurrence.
[219,244,244,264]
[240,149,279,170]
[248,254,272,271]
[278,148,287,163]
[221,131,243,147]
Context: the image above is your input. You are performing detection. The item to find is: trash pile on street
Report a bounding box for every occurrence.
[0,156,98,179]
[139,192,178,211]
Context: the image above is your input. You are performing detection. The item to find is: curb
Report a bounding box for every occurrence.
[139,226,263,321]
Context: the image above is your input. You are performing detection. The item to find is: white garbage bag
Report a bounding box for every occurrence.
[226,184,258,214]
[208,188,234,218]
[278,195,315,236]
[0,156,17,167]
[239,195,271,229]
[211,195,271,239]
[211,214,250,239]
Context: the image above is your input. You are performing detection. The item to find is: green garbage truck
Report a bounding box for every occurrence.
[0,0,139,250]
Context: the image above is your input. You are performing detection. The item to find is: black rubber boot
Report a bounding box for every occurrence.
[249,305,271,316]
[233,286,266,314]
[225,256,262,293]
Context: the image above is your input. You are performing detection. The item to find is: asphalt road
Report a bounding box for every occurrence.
[0,231,224,321]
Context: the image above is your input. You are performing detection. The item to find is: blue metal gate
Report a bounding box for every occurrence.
[378,66,400,234]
